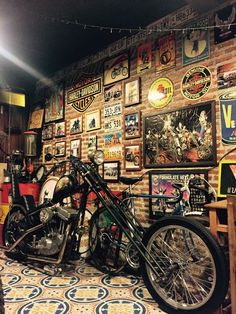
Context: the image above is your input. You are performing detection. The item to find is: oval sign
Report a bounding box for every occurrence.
[181,65,211,100]
[148,77,174,109]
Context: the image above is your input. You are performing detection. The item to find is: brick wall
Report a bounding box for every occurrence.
[37,0,236,225]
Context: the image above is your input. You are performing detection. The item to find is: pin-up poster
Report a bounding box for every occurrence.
[214,4,236,44]
[182,18,210,66]
[137,42,152,73]
[156,34,176,72]
[219,91,236,145]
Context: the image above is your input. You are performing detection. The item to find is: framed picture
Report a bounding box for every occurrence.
[218,160,236,197]
[156,33,176,72]
[103,161,120,182]
[149,169,209,219]
[88,135,97,154]
[124,78,140,106]
[103,52,129,86]
[53,162,67,177]
[55,121,66,137]
[42,124,53,140]
[104,82,123,104]
[124,144,141,171]
[42,144,53,163]
[85,109,101,131]
[28,109,44,130]
[143,101,217,168]
[70,138,81,157]
[69,116,83,134]
[55,141,66,157]
[124,111,141,139]
[44,82,64,123]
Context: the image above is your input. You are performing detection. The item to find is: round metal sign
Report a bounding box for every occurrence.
[181,66,211,100]
[148,77,174,109]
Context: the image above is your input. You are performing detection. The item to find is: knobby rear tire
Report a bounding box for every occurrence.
[140,216,228,314]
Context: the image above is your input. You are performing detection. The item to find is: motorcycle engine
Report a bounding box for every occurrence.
[34,232,64,256]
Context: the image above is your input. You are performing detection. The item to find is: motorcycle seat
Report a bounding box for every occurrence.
[119,176,143,185]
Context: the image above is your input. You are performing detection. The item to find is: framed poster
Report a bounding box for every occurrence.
[69,116,83,134]
[55,141,66,157]
[70,138,81,157]
[28,109,44,130]
[42,124,53,140]
[137,42,152,73]
[44,82,64,123]
[214,5,236,44]
[124,144,141,171]
[103,161,120,182]
[124,111,141,139]
[42,144,53,163]
[218,160,236,197]
[143,101,217,168]
[182,18,210,66]
[103,53,129,86]
[149,169,209,219]
[156,33,176,72]
[55,121,66,137]
[124,78,140,106]
[85,109,101,131]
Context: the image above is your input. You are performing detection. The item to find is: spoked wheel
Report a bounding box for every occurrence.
[140,216,228,314]
[89,207,128,274]
[3,205,29,260]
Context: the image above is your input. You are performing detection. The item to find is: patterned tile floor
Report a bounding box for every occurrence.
[0,251,167,314]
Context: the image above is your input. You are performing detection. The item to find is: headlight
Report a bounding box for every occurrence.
[88,150,104,165]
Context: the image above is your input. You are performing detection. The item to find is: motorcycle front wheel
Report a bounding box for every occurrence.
[140,216,228,314]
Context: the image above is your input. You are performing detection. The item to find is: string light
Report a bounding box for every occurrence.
[27,11,236,34]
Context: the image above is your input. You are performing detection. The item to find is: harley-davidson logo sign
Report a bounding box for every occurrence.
[181,66,211,100]
[67,78,101,112]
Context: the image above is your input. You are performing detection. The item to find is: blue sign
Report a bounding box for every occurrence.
[220,91,236,144]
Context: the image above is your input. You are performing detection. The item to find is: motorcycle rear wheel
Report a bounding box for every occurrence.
[3,204,29,261]
[140,216,228,314]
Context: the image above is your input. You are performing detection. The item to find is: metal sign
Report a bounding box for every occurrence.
[67,78,101,112]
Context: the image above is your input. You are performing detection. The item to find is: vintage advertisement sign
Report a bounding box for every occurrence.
[103,133,123,161]
[67,78,101,112]
[218,160,236,197]
[104,103,122,132]
[182,18,210,66]
[219,91,236,144]
[137,42,152,73]
[181,66,211,100]
[156,33,176,72]
[148,77,174,109]
[217,61,236,90]
[214,4,236,44]
[103,53,129,86]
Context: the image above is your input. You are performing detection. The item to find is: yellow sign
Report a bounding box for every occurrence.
[0,89,25,107]
[148,77,173,109]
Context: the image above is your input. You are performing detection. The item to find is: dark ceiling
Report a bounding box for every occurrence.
[0,0,220,97]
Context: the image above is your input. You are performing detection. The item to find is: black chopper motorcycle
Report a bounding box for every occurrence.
[0,150,229,314]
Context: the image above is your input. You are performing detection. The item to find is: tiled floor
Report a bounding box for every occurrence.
[0,251,166,314]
